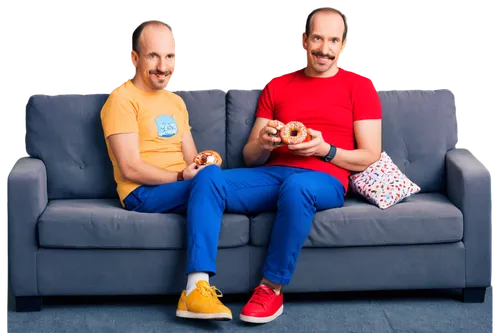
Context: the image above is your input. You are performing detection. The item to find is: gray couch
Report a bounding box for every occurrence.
[8,88,491,312]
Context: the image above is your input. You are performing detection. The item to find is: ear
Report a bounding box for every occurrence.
[340,38,347,53]
[302,33,308,50]
[131,50,139,67]
[342,38,349,54]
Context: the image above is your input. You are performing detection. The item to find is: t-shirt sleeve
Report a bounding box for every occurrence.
[183,105,191,133]
[352,77,382,121]
[255,82,275,120]
[100,94,139,138]
[173,95,191,137]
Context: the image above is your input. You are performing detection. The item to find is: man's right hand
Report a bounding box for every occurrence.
[258,126,282,151]
[182,162,208,180]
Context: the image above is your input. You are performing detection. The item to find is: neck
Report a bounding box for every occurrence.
[131,76,157,94]
[304,65,339,78]
[130,76,166,96]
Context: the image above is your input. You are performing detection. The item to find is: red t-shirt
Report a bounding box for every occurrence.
[255,68,382,193]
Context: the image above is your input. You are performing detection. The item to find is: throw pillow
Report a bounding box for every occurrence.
[349,152,421,209]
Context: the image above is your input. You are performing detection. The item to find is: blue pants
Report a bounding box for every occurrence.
[123,165,345,285]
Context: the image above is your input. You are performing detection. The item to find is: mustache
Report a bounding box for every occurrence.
[149,70,172,76]
[312,51,335,60]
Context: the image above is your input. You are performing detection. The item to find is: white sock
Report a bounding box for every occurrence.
[186,272,209,296]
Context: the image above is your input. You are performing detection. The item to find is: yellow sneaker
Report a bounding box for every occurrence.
[176,280,232,320]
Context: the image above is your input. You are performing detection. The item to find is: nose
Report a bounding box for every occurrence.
[157,58,169,73]
[321,41,329,55]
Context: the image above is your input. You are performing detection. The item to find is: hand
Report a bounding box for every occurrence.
[258,125,282,151]
[287,128,330,157]
[182,162,208,180]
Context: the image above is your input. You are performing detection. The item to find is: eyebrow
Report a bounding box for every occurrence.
[147,52,175,57]
[311,34,341,41]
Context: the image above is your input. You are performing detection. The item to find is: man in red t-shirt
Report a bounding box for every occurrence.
[221,7,382,324]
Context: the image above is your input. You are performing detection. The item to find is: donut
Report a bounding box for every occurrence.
[267,120,285,145]
[268,120,285,133]
[194,150,222,167]
[280,121,311,145]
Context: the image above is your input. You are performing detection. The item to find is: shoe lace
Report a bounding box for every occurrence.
[198,284,224,304]
[249,285,275,306]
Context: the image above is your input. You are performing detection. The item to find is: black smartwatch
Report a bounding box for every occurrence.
[322,144,337,162]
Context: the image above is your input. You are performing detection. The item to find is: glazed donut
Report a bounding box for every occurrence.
[280,121,311,145]
[268,120,285,133]
[267,120,285,146]
[194,150,222,167]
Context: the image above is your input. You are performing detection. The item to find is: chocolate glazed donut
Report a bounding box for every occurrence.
[194,150,222,167]
[279,121,311,145]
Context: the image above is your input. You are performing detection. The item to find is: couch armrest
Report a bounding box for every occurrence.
[8,157,48,296]
[446,148,491,287]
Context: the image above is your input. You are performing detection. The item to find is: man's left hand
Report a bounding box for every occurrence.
[287,128,330,157]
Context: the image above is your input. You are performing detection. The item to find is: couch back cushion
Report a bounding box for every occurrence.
[26,94,116,199]
[225,90,262,169]
[225,89,457,193]
[378,89,457,192]
[174,90,227,169]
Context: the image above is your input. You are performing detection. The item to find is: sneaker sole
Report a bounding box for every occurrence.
[176,310,232,321]
[239,305,283,324]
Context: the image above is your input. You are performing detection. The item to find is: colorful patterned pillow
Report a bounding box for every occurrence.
[349,152,421,209]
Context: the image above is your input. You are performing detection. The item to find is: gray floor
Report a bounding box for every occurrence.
[7,287,492,333]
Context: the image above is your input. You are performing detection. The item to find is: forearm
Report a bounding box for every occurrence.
[243,140,272,167]
[124,160,179,185]
[181,131,198,165]
[330,147,380,172]
[183,151,197,166]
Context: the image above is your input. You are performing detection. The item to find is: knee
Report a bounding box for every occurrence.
[279,174,314,203]
[191,164,224,187]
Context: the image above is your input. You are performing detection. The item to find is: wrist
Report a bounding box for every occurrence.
[317,142,331,157]
[319,143,337,162]
[257,139,272,152]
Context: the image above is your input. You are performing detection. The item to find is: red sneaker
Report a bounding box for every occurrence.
[239,284,284,323]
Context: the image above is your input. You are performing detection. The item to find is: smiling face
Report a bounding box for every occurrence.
[131,24,175,92]
[302,11,346,77]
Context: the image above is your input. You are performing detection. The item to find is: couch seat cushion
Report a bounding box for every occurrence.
[250,193,463,247]
[38,199,249,249]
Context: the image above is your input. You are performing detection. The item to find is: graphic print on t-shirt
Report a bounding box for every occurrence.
[155,115,178,138]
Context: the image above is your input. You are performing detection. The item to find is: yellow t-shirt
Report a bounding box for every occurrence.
[100,80,190,205]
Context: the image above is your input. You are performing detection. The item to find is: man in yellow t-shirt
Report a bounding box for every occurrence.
[100,20,232,321]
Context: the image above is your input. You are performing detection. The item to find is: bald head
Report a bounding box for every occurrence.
[132,20,172,54]
[137,24,175,58]
[305,7,348,42]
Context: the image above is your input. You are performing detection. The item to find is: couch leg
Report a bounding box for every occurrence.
[15,296,43,312]
[462,287,486,303]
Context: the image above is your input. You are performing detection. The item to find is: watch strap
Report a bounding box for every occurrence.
[323,144,337,162]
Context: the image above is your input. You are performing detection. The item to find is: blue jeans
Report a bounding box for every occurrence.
[123,165,345,285]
